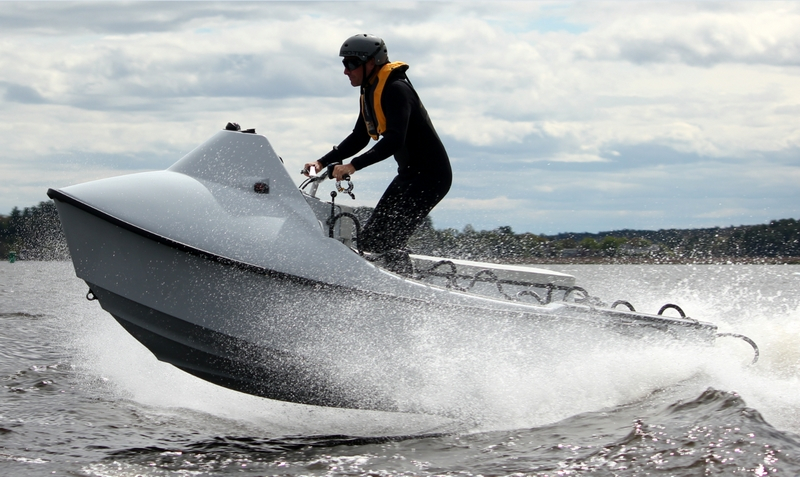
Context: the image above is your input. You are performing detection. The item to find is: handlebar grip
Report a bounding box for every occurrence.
[326,162,344,180]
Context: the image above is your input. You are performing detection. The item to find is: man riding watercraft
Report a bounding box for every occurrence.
[304,34,452,255]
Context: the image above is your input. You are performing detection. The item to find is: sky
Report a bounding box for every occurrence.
[1,1,798,235]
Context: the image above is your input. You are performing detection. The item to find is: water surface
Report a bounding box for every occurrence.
[2,261,799,476]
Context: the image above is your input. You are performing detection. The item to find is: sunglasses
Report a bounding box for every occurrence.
[342,57,364,71]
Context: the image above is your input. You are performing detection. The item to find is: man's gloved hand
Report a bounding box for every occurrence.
[302,160,323,176]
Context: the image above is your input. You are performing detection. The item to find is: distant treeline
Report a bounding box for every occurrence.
[2,201,799,263]
[1,202,68,260]
[404,214,800,263]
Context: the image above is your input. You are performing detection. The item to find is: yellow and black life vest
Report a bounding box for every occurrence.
[360,61,409,140]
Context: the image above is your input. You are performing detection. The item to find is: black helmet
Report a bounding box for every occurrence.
[339,34,389,66]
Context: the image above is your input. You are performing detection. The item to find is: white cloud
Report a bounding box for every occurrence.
[441,114,540,147]
[569,4,800,67]
[539,152,610,163]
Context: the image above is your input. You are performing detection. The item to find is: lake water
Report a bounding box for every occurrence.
[2,261,800,476]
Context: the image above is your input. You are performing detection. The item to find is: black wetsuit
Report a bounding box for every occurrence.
[318,64,452,253]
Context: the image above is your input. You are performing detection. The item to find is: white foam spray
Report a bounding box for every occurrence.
[65,264,800,436]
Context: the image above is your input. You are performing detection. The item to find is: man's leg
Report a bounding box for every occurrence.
[359,176,448,253]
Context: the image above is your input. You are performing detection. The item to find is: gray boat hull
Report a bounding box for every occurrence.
[47,130,721,414]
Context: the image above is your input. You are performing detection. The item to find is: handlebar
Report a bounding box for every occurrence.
[300,163,354,199]
[301,163,350,181]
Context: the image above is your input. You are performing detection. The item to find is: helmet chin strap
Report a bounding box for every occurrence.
[360,62,367,95]
[359,59,378,94]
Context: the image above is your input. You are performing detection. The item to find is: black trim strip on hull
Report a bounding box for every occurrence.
[48,188,569,317]
[48,188,716,338]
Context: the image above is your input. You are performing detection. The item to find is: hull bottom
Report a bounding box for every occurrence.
[90,284,396,412]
